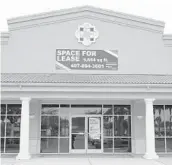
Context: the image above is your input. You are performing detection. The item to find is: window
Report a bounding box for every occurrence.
[40,104,69,153]
[0,104,21,153]
[103,105,131,153]
[154,105,172,153]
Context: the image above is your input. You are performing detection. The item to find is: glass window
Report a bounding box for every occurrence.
[155,138,165,152]
[41,138,58,153]
[60,104,70,108]
[60,116,69,137]
[104,138,113,153]
[114,116,131,136]
[1,138,5,153]
[114,138,131,152]
[1,104,21,153]
[165,105,172,137]
[5,138,20,153]
[103,116,113,136]
[0,104,6,115]
[166,138,172,152]
[72,117,85,133]
[114,105,131,115]
[103,105,113,115]
[7,104,21,115]
[41,104,59,115]
[41,116,59,137]
[71,105,102,115]
[154,105,172,153]
[59,138,69,153]
[1,116,6,137]
[6,116,21,137]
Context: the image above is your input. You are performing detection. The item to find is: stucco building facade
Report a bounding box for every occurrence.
[1,6,172,160]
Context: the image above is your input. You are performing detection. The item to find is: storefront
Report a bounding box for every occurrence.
[1,6,172,159]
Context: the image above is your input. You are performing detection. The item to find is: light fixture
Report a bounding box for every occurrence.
[137,116,143,120]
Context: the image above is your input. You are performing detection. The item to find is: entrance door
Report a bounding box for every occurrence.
[87,116,102,153]
[71,116,86,153]
[71,116,102,153]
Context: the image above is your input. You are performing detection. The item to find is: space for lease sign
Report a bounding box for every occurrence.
[56,49,118,70]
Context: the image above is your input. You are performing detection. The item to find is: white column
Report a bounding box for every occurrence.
[143,98,159,159]
[16,97,31,160]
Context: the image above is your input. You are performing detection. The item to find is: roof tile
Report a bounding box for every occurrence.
[1,73,172,84]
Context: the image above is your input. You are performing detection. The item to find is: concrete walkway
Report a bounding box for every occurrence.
[1,157,172,165]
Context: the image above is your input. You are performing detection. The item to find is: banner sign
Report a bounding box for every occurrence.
[89,117,100,139]
[56,49,118,70]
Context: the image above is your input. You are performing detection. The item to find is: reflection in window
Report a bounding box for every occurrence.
[154,105,165,137]
[41,116,59,137]
[165,105,172,137]
[154,105,172,153]
[103,105,131,153]
[6,116,20,137]
[5,138,20,153]
[40,104,70,153]
[103,116,113,136]
[155,138,165,152]
[1,138,5,153]
[114,116,131,136]
[1,104,6,115]
[1,116,6,137]
[103,105,113,115]
[166,138,172,152]
[59,138,69,153]
[41,104,59,115]
[7,104,21,115]
[114,105,131,115]
[0,104,21,153]
[41,138,58,153]
[60,116,69,136]
[114,138,131,152]
[104,138,113,153]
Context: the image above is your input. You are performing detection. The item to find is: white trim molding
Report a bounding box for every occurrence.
[7,6,165,33]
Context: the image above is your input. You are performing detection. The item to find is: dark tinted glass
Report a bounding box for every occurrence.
[114,105,131,115]
[114,116,131,136]
[155,138,165,152]
[114,138,131,152]
[103,116,113,136]
[71,104,102,108]
[7,104,21,115]
[1,138,4,153]
[59,138,69,153]
[166,138,172,152]
[103,105,113,115]
[60,116,69,136]
[153,105,164,115]
[0,104,6,115]
[41,104,59,115]
[5,138,20,153]
[60,104,70,108]
[41,116,59,136]
[1,116,6,137]
[6,116,21,137]
[41,138,58,153]
[104,138,113,153]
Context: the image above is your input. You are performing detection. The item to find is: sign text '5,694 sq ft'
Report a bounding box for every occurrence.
[56,49,118,70]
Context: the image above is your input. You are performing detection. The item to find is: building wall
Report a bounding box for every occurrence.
[132,101,146,154]
[1,18,172,74]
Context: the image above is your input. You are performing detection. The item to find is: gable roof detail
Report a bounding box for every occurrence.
[7,6,165,33]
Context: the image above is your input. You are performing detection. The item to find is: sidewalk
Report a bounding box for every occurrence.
[1,157,172,165]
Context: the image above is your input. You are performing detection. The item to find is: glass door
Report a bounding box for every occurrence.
[71,116,86,153]
[87,116,102,153]
[70,116,102,153]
